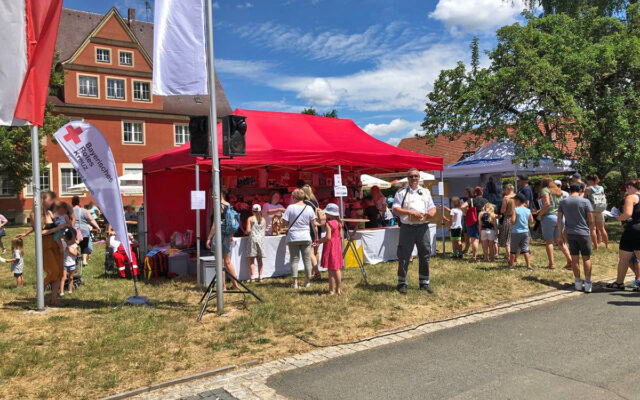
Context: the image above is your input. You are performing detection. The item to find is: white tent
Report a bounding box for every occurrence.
[443,140,575,178]
[360,174,391,189]
[394,171,436,186]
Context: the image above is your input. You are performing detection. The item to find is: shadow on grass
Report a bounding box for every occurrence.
[3,297,191,311]
[355,282,397,292]
[520,275,573,290]
[475,264,512,272]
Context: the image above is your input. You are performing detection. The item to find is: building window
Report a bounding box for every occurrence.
[107,78,125,100]
[25,168,51,196]
[123,166,143,176]
[60,168,83,195]
[174,124,190,146]
[78,75,98,97]
[0,175,14,197]
[123,122,144,144]
[119,51,133,66]
[96,48,111,63]
[133,81,151,102]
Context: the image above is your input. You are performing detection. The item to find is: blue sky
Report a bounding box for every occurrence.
[63,0,530,145]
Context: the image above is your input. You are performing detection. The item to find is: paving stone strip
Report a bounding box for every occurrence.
[117,285,596,400]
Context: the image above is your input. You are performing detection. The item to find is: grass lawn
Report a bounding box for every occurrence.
[0,225,623,399]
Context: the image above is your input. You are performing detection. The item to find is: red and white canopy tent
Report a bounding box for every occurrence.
[142,109,443,245]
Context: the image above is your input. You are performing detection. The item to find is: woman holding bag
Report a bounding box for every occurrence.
[283,189,317,289]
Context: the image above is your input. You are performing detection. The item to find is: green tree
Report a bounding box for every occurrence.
[423,7,640,179]
[301,108,338,118]
[523,0,634,16]
[0,52,68,195]
[470,36,480,77]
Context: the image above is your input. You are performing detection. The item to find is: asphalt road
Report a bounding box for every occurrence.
[268,290,640,400]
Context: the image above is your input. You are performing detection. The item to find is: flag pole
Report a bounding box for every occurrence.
[204,0,224,313]
[31,125,45,311]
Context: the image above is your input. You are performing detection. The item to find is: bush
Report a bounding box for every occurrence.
[602,171,624,209]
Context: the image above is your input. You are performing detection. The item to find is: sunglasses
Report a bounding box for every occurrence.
[408,175,420,178]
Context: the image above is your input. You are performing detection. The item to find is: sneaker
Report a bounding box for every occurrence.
[574,279,583,291]
[627,279,640,289]
[303,282,311,288]
[419,284,433,294]
[397,284,407,295]
[291,283,298,289]
[584,281,592,293]
[59,292,65,297]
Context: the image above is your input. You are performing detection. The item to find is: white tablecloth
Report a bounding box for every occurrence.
[356,224,436,265]
[227,224,437,280]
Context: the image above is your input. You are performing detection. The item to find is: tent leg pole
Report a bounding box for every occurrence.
[196,163,201,286]
[441,171,445,256]
[338,165,345,269]
[31,125,45,311]
[205,0,223,314]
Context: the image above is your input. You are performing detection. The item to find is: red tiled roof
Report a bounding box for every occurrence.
[398,134,491,166]
[399,125,579,166]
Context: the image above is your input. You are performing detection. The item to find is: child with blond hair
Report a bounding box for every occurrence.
[478,203,499,262]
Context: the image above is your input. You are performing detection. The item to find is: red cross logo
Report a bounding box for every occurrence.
[63,125,84,145]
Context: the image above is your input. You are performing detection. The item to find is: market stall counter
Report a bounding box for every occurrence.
[225,225,435,281]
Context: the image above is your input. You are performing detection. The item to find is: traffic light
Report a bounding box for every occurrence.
[222,115,247,157]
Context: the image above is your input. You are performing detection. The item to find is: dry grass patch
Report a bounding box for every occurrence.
[0,226,621,399]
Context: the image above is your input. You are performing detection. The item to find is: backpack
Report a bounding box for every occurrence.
[588,186,607,213]
[222,205,240,235]
[465,199,478,227]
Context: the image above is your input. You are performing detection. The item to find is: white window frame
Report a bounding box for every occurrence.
[77,74,99,98]
[122,120,145,145]
[24,163,52,197]
[118,50,134,67]
[58,163,85,197]
[121,163,143,196]
[105,76,126,100]
[173,123,190,146]
[132,80,152,102]
[95,47,112,64]
[0,174,17,198]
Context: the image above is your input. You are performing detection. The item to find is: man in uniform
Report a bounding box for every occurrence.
[392,168,436,294]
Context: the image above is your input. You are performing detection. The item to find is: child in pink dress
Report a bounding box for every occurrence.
[319,203,344,295]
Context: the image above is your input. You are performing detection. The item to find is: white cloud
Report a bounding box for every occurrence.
[237,2,253,8]
[240,99,307,113]
[218,41,466,112]
[429,0,527,34]
[296,78,342,107]
[362,119,421,137]
[387,137,404,146]
[230,21,434,63]
[272,43,467,111]
[216,59,275,77]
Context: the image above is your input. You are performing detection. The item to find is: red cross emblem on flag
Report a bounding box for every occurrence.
[63,125,84,145]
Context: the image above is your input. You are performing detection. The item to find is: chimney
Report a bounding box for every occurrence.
[128,8,135,26]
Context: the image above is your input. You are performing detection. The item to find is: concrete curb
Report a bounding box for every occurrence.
[101,365,237,400]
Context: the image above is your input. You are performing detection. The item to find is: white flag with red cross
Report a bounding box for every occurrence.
[53,121,132,262]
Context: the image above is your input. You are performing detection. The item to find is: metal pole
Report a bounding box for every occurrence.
[31,126,45,311]
[196,163,201,286]
[440,170,445,255]
[337,165,344,268]
[204,0,223,313]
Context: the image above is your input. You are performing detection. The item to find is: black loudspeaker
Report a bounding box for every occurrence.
[189,116,210,157]
[222,115,247,156]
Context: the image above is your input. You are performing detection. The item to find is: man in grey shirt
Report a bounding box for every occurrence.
[558,183,595,293]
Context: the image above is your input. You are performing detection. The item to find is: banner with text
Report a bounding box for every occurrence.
[53,121,132,262]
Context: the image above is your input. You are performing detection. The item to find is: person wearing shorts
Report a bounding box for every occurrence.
[509,194,533,270]
[558,183,595,292]
[536,177,572,270]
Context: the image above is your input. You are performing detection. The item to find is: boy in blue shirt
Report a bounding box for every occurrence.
[509,194,534,270]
